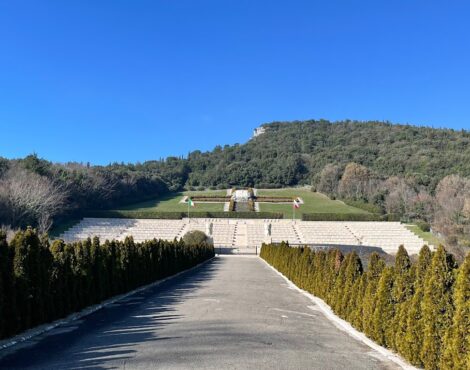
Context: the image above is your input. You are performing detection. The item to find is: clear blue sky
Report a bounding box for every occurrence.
[1,1,469,164]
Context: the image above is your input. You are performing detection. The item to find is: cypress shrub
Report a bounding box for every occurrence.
[0,228,214,341]
[260,243,469,369]
[362,253,386,338]
[333,252,363,318]
[421,246,457,370]
[390,246,414,352]
[371,266,395,346]
[403,245,432,366]
[349,273,367,330]
[0,231,17,338]
[440,253,469,370]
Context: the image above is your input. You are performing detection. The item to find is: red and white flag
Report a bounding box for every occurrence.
[293,199,300,209]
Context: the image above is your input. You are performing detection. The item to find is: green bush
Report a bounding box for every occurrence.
[183,230,213,246]
[382,213,401,222]
[417,221,431,232]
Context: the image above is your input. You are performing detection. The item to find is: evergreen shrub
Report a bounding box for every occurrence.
[260,243,467,369]
[0,228,214,340]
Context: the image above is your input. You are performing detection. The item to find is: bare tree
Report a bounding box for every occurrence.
[80,168,118,202]
[317,164,342,195]
[0,166,68,232]
[433,175,470,238]
[383,176,417,216]
[338,163,371,199]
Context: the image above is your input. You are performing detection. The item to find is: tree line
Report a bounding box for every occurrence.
[0,228,214,340]
[315,162,470,258]
[260,243,469,370]
[0,155,174,231]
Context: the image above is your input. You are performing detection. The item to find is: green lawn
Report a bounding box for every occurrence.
[106,188,369,218]
[116,190,226,212]
[405,225,442,247]
[257,188,370,219]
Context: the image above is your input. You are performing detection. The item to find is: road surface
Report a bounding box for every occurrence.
[0,256,399,369]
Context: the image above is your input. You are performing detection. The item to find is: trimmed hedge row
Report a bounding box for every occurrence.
[188,211,283,219]
[85,210,284,219]
[0,228,214,340]
[260,243,469,370]
[256,196,294,202]
[302,213,382,221]
[190,196,230,201]
[86,210,186,219]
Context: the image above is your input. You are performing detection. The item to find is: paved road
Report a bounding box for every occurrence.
[0,256,399,369]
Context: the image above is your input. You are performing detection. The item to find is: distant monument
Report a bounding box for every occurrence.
[253,126,266,137]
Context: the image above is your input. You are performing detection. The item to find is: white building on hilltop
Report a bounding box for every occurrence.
[253,126,266,137]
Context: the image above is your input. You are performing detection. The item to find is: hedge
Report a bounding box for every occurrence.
[190,196,231,201]
[85,210,284,219]
[260,243,469,369]
[86,210,187,219]
[256,196,295,203]
[188,211,283,219]
[0,228,214,341]
[302,213,382,221]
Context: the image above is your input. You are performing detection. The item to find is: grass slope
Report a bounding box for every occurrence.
[107,188,368,219]
[405,225,442,247]
[257,188,369,219]
[116,191,226,212]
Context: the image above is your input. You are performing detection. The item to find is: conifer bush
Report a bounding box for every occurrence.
[0,227,214,341]
[260,242,468,369]
[440,253,470,369]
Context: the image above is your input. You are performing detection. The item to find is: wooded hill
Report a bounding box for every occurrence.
[1,120,469,231]
[185,120,470,189]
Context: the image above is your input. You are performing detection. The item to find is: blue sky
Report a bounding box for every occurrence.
[1,1,469,164]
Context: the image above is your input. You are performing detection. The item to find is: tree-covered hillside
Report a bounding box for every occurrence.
[185,120,470,189]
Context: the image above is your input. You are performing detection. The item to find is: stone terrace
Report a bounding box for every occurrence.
[61,218,432,255]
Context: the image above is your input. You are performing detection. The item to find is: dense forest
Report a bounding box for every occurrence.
[0,120,469,252]
[261,242,469,370]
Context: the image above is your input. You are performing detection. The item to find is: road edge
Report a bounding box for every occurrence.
[260,257,420,370]
[0,256,215,355]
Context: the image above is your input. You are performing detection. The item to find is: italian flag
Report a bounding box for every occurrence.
[293,199,300,209]
[188,198,195,207]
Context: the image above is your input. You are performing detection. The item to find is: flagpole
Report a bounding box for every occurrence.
[188,197,190,222]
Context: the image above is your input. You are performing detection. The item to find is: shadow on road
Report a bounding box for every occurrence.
[0,258,223,369]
